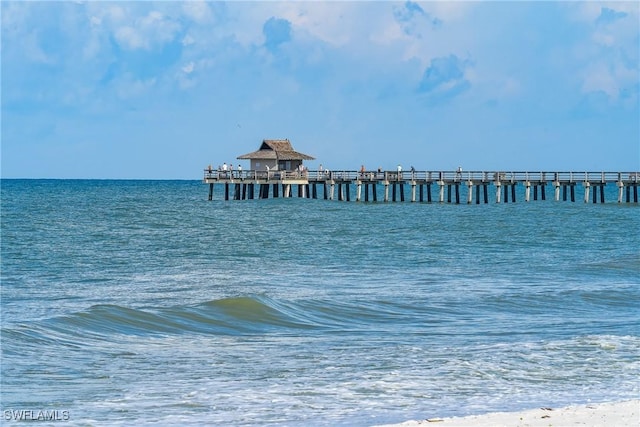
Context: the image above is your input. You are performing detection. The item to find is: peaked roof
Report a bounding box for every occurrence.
[237,139,315,161]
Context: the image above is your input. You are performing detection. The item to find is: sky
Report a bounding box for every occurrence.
[1,1,639,179]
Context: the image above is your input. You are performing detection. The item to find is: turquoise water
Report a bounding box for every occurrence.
[1,179,639,426]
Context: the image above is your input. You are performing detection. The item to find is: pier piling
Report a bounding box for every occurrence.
[203,170,639,205]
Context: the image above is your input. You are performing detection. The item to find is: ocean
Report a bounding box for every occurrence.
[1,179,638,426]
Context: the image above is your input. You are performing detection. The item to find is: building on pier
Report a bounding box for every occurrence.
[236,139,315,172]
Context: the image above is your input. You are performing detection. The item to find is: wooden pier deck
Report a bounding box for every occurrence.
[203,170,640,204]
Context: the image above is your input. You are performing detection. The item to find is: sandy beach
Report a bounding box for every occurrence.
[375,400,639,427]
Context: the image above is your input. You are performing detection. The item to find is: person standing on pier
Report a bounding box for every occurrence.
[397,164,402,180]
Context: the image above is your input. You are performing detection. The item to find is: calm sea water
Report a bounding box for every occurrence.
[1,179,638,426]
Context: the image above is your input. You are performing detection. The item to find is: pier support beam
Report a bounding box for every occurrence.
[259,184,269,199]
[583,182,590,203]
[618,181,624,203]
[208,183,214,201]
[495,182,502,203]
[570,184,575,202]
[630,184,639,203]
[467,181,473,204]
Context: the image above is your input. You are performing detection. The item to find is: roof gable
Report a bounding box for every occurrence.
[261,139,293,152]
[237,139,315,161]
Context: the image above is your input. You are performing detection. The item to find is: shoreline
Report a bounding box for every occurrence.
[374,400,639,427]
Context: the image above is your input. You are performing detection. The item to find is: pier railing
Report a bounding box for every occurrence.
[204,170,310,180]
[204,169,640,184]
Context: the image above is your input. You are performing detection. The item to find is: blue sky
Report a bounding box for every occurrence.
[2,1,639,179]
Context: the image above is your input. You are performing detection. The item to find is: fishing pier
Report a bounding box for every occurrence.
[206,139,638,204]
[203,170,640,204]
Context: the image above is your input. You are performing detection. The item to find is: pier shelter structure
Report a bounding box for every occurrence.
[204,169,640,204]
[236,139,315,173]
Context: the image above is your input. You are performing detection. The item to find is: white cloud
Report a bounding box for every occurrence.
[182,1,214,24]
[581,62,617,98]
[23,30,53,64]
[1,1,31,39]
[568,1,638,23]
[182,62,195,74]
[424,1,474,22]
[114,74,157,99]
[499,77,522,98]
[112,10,181,50]
[592,31,615,47]
[274,2,359,47]
[570,2,639,102]
[182,34,195,46]
[115,26,147,50]
[103,4,127,24]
